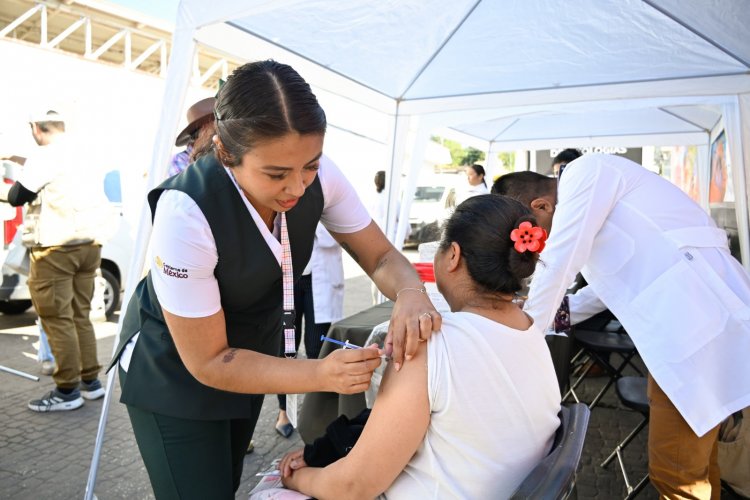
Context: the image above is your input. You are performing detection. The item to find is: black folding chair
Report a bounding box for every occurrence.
[510,403,591,500]
[565,317,644,409]
[601,376,650,499]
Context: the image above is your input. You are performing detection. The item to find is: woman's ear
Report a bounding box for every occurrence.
[446,241,462,272]
[529,196,553,214]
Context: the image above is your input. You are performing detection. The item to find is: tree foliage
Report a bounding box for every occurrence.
[431,136,485,167]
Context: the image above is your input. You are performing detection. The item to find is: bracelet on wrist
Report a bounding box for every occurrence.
[395,286,426,299]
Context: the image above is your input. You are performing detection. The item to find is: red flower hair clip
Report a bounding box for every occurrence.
[510,221,548,253]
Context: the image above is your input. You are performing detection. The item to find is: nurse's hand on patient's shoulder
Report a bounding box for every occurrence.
[280,448,307,478]
[386,290,441,371]
[318,344,382,394]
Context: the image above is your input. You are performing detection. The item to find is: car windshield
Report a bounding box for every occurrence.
[414,186,445,202]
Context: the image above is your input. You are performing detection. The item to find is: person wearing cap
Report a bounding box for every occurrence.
[168,97,216,177]
[6,110,114,412]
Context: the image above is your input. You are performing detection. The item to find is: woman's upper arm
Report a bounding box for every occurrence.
[150,190,221,317]
[327,341,430,496]
[151,191,227,375]
[162,309,229,379]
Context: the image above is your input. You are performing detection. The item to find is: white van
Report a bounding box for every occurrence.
[405,176,459,245]
[0,160,131,318]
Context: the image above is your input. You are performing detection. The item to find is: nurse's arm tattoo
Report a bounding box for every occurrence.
[222,348,238,363]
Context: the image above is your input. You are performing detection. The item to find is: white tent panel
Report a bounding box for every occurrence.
[220,0,750,102]
[491,109,703,142]
[230,0,476,98]
[193,22,396,115]
[661,105,722,131]
[407,0,747,99]
[648,0,750,66]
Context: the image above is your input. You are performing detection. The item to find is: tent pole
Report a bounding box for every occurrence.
[396,121,430,249]
[385,103,408,245]
[723,98,750,269]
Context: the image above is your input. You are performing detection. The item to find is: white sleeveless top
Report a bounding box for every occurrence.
[384,312,561,499]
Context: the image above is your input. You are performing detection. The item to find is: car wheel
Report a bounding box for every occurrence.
[100,269,121,320]
[0,299,33,315]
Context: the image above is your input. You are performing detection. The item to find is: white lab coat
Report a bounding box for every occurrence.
[525,154,750,437]
[308,224,345,324]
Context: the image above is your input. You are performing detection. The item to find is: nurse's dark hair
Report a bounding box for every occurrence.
[491,171,556,207]
[439,194,538,294]
[214,60,327,167]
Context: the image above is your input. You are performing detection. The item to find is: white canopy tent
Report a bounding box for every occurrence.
[147,0,750,257]
[86,1,750,495]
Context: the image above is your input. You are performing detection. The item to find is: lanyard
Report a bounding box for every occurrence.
[280,212,296,358]
[224,166,296,357]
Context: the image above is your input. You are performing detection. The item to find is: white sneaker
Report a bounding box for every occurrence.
[80,379,105,400]
[28,388,84,412]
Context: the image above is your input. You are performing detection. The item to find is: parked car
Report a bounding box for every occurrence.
[405,177,458,246]
[0,160,131,318]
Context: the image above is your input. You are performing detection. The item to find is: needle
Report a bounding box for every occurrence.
[319,335,391,361]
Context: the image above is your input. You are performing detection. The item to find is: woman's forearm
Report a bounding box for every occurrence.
[291,464,377,500]
[164,308,382,396]
[370,246,423,300]
[196,349,322,394]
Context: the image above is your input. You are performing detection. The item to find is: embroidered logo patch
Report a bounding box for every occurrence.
[156,255,189,279]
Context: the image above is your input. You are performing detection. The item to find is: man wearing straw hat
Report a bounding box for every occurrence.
[168,97,216,177]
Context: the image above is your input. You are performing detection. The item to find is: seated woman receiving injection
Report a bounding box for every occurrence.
[279,194,562,499]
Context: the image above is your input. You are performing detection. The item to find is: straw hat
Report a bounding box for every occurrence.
[175,97,216,147]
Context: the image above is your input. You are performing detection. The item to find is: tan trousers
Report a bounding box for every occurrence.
[648,375,721,500]
[28,244,102,390]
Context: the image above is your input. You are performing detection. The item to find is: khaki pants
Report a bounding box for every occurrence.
[648,375,721,499]
[28,244,102,390]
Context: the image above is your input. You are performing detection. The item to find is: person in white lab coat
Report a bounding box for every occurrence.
[493,154,750,499]
[275,223,345,438]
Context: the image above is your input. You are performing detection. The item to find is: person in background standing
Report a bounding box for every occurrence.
[456,164,488,205]
[275,223,345,438]
[168,97,216,177]
[551,148,581,178]
[370,170,388,230]
[7,110,114,412]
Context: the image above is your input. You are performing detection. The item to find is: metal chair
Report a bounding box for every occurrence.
[510,403,591,500]
[565,322,643,409]
[601,376,650,499]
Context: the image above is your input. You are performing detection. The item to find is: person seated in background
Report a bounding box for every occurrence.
[278,194,561,499]
[551,148,581,177]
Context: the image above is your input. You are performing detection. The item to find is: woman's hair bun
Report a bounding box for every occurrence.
[439,195,540,295]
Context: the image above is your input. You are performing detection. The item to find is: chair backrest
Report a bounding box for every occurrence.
[509,403,591,500]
